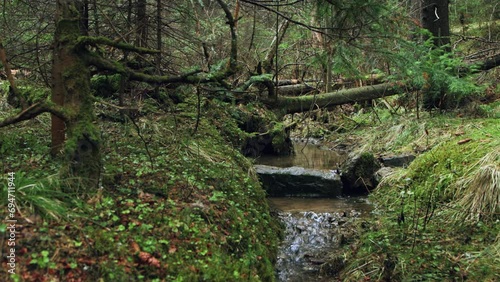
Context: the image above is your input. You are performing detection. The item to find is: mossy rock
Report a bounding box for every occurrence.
[341,152,381,195]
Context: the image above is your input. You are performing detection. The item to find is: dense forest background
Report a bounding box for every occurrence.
[1,0,499,281]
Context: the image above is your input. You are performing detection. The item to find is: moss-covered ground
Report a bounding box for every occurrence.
[0,96,281,281]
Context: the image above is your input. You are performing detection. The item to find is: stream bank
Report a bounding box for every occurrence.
[281,107,500,281]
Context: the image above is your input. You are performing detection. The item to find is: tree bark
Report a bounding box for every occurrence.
[273,83,407,114]
[277,84,319,96]
[422,0,450,47]
[52,0,101,191]
[262,20,289,73]
[136,0,148,48]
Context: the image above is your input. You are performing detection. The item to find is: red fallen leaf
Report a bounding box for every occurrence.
[19,247,28,255]
[168,245,177,254]
[129,240,141,253]
[77,257,97,264]
[138,251,152,261]
[149,256,161,268]
[457,138,472,145]
[138,251,161,268]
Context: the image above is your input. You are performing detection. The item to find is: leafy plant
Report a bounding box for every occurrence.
[30,250,56,269]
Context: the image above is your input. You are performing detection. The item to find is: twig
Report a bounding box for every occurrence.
[192,87,201,135]
[127,115,155,170]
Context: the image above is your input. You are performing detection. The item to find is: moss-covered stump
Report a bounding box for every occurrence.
[340,152,381,195]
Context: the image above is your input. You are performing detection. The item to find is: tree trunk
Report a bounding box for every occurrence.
[262,20,289,73]
[273,83,407,114]
[276,84,319,96]
[136,0,148,48]
[52,0,101,191]
[422,0,450,47]
[155,0,162,75]
[77,0,89,35]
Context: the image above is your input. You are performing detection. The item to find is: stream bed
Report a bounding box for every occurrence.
[258,141,372,281]
[269,197,372,281]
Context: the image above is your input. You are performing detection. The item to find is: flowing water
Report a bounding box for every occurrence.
[269,197,372,282]
[258,142,371,281]
[256,142,347,169]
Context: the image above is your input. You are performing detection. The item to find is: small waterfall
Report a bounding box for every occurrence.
[275,210,362,281]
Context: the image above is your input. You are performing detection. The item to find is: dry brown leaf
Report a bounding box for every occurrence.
[138,251,161,268]
[129,240,141,253]
[457,138,472,145]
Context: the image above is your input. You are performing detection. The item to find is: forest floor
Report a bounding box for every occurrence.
[288,92,500,281]
[0,97,282,281]
[1,74,499,281]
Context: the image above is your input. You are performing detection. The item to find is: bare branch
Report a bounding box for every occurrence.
[76,36,160,54]
[216,0,238,75]
[0,102,67,128]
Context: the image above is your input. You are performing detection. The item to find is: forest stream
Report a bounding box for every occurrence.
[257,142,373,281]
[270,197,372,281]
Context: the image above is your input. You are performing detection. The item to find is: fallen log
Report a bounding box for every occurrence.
[272,83,409,114]
[277,84,319,96]
[471,53,500,72]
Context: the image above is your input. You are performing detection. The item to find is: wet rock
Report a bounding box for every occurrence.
[341,152,381,195]
[321,255,345,276]
[379,154,415,167]
[374,167,395,183]
[255,165,342,197]
[242,131,293,157]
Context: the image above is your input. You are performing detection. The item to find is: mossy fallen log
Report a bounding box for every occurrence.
[273,83,407,114]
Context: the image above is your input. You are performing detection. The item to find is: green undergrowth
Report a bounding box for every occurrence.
[324,102,499,156]
[1,97,281,281]
[339,111,500,281]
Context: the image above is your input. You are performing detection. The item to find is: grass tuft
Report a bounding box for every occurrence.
[452,149,500,223]
[1,172,73,220]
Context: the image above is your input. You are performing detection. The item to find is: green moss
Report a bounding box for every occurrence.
[270,122,289,154]
[1,93,281,280]
[343,117,500,281]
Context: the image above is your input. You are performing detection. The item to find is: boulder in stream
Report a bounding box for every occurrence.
[340,152,381,195]
[254,165,342,197]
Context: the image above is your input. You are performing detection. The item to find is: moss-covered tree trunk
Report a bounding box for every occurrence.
[52,0,100,191]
